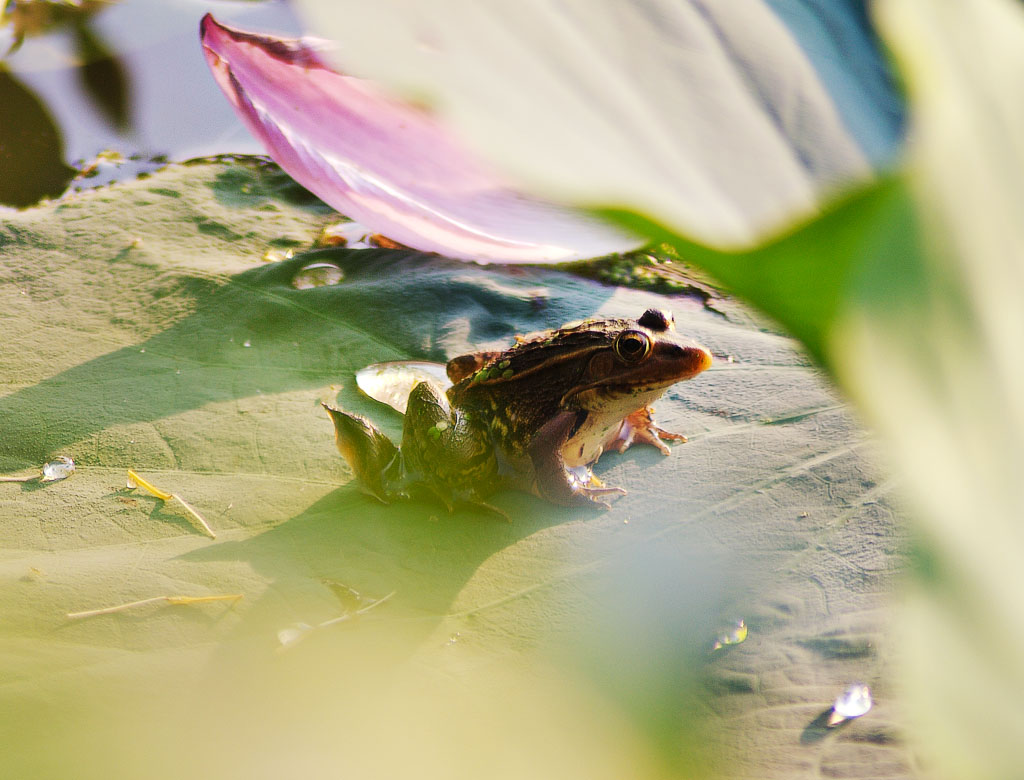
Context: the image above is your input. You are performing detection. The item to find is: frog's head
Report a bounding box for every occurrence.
[559,308,711,411]
[453,308,711,419]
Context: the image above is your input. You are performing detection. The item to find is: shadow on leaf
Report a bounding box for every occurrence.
[0,248,604,466]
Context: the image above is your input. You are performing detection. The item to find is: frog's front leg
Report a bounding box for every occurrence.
[401,381,499,510]
[529,411,627,509]
[605,405,687,456]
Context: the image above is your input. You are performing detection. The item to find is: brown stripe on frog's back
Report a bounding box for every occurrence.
[448,324,624,458]
[453,319,628,388]
[464,344,606,387]
[446,351,502,384]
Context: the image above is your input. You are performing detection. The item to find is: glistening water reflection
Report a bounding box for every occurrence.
[0,0,303,209]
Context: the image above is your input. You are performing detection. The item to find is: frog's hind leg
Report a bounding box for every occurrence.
[402,381,502,515]
[322,403,399,502]
[410,483,510,522]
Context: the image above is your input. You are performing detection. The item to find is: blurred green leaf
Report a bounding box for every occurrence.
[600,176,921,369]
[0,65,76,207]
[72,18,131,132]
[0,158,910,777]
[868,2,1024,777]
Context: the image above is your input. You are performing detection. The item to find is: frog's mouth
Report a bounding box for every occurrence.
[657,341,713,380]
[570,381,678,408]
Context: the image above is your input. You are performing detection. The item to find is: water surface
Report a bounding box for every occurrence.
[0,0,303,208]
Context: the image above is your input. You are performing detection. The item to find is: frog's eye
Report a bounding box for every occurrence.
[614,330,652,362]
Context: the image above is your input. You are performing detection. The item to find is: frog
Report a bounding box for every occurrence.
[323,308,712,511]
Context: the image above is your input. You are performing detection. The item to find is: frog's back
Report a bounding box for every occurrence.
[446,319,627,457]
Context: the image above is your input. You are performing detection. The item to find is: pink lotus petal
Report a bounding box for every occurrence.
[200,14,638,263]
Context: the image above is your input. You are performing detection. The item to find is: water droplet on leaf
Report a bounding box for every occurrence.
[41,456,74,482]
[828,683,872,726]
[277,622,314,648]
[292,262,344,289]
[711,618,747,650]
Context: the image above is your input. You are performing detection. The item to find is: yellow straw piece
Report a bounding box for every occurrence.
[171,493,217,539]
[165,594,243,606]
[126,470,217,538]
[67,593,242,619]
[126,469,173,501]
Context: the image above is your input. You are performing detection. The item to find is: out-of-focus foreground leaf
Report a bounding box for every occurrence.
[0,159,911,778]
[871,1,1024,776]
[293,0,898,246]
[0,66,77,207]
[71,17,131,132]
[608,1,1024,775]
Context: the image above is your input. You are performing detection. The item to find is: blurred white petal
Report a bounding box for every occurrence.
[294,0,893,245]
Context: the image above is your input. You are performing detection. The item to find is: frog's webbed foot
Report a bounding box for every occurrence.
[465,498,511,522]
[565,467,627,510]
[607,405,686,456]
[411,481,510,521]
[323,403,399,502]
[536,466,626,510]
[530,411,626,509]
